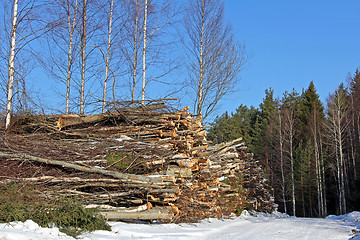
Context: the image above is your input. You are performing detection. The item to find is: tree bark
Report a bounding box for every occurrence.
[196,0,205,119]
[141,0,148,105]
[278,109,287,214]
[66,0,78,114]
[98,206,175,221]
[132,0,140,104]
[6,0,19,130]
[287,110,296,216]
[102,0,114,113]
[80,0,87,115]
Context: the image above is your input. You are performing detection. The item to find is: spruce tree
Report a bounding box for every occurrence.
[297,81,326,217]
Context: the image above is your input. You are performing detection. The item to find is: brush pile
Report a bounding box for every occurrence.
[1,103,277,223]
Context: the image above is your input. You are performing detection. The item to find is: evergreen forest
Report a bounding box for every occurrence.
[208,71,360,217]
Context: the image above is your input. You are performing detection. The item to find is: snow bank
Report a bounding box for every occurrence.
[0,220,73,240]
[0,212,358,240]
[328,211,360,239]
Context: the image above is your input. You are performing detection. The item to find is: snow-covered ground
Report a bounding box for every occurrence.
[0,211,359,240]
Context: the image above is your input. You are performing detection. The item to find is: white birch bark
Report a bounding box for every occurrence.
[6,0,19,130]
[278,109,287,214]
[336,99,346,214]
[286,109,296,216]
[102,0,114,113]
[333,115,343,214]
[196,0,205,119]
[66,0,78,114]
[141,0,148,105]
[319,135,327,216]
[312,110,324,217]
[132,0,140,104]
[80,0,87,115]
[326,89,348,215]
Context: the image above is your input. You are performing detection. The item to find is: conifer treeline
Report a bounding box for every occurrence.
[208,70,360,217]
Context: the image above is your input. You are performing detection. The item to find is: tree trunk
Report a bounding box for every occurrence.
[80,0,87,115]
[289,122,296,216]
[337,113,346,214]
[66,0,78,114]
[319,135,327,216]
[6,0,19,130]
[313,115,322,217]
[196,0,205,119]
[278,109,287,214]
[141,0,148,105]
[98,206,175,221]
[301,174,305,217]
[102,0,114,113]
[132,0,140,105]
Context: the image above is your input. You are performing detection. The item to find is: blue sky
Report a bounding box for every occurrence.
[220,0,360,114]
[3,0,359,117]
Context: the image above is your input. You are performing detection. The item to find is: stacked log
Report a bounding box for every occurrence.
[4,104,277,222]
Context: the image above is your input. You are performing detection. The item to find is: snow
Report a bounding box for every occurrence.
[0,211,359,240]
[114,135,133,142]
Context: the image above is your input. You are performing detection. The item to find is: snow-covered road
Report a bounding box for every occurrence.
[0,211,359,240]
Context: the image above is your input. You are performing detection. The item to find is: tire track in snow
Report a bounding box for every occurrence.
[199,217,353,240]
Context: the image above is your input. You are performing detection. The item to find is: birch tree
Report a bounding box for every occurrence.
[121,0,178,104]
[5,0,18,129]
[102,0,114,113]
[140,0,178,104]
[79,0,87,115]
[183,0,247,121]
[3,0,51,129]
[122,0,142,103]
[141,0,148,105]
[326,83,349,214]
[278,106,287,214]
[66,0,78,114]
[41,0,81,114]
[281,90,299,216]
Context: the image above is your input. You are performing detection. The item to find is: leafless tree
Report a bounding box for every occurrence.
[79,0,87,114]
[281,90,299,216]
[120,0,179,105]
[183,0,247,121]
[101,0,114,113]
[40,0,81,114]
[141,0,148,105]
[2,0,52,129]
[121,0,143,104]
[66,0,78,114]
[311,104,326,217]
[72,0,105,114]
[277,106,287,214]
[5,0,18,129]
[325,84,349,215]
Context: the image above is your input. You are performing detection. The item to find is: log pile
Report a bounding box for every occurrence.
[3,103,277,222]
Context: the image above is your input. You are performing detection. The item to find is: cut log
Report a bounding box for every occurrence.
[86,202,152,212]
[57,114,106,130]
[99,206,175,221]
